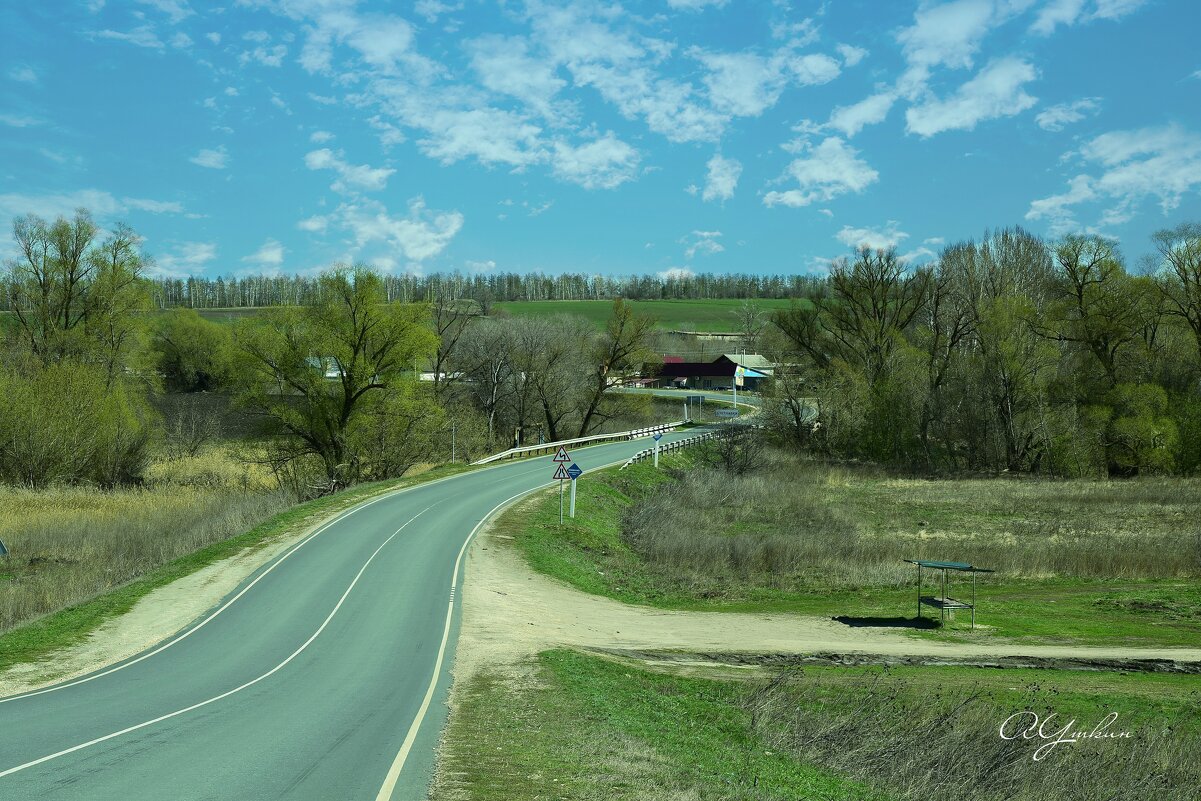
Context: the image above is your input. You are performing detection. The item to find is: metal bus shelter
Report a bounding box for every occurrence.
[904,560,994,629]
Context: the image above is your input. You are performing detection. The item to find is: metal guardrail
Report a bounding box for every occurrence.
[619,432,718,469]
[471,420,687,465]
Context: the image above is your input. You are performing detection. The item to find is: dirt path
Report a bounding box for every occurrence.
[454,501,1201,682]
[0,529,309,699]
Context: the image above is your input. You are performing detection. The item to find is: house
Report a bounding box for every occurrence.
[652,354,774,391]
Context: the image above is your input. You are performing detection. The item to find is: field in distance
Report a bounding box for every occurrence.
[187,298,804,332]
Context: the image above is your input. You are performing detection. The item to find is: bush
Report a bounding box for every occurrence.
[0,362,155,487]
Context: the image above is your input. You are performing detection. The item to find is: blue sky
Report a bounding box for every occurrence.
[2,0,1199,279]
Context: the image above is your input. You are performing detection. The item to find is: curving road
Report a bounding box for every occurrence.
[0,430,703,800]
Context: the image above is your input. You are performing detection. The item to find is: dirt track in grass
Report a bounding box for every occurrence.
[453,495,1201,683]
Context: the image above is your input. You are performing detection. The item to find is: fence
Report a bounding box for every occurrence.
[471,421,686,466]
[619,432,719,469]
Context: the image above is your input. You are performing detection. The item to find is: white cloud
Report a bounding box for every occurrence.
[835,221,909,251]
[304,148,395,192]
[827,91,896,137]
[837,44,868,67]
[155,241,217,276]
[243,238,285,267]
[667,0,728,8]
[906,57,1038,137]
[8,66,38,83]
[0,190,181,224]
[93,26,164,50]
[763,137,878,207]
[1032,0,1149,35]
[468,35,568,122]
[189,146,228,169]
[550,133,639,190]
[297,215,328,233]
[170,32,193,49]
[1035,97,1101,131]
[310,130,334,143]
[334,197,464,261]
[787,53,842,86]
[693,49,786,118]
[241,44,288,68]
[658,267,695,280]
[465,259,496,272]
[415,0,463,22]
[0,113,42,128]
[896,0,995,80]
[1026,124,1201,235]
[205,32,221,45]
[701,154,742,202]
[136,0,193,24]
[683,230,723,260]
[124,197,184,213]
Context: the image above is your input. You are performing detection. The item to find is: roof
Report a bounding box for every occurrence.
[723,354,774,370]
[904,559,995,573]
[655,361,736,378]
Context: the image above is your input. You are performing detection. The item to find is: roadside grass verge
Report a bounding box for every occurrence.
[434,649,1200,801]
[498,455,1201,646]
[432,648,881,801]
[0,460,475,672]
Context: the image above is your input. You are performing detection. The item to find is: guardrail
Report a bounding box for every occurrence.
[471,420,687,465]
[619,432,718,469]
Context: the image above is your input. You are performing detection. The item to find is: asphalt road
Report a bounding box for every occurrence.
[0,429,703,801]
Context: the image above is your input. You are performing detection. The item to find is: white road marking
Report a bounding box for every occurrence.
[0,465,518,705]
[0,507,433,780]
[375,453,635,801]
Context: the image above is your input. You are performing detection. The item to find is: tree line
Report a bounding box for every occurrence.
[0,208,661,495]
[765,225,1201,477]
[2,269,825,312]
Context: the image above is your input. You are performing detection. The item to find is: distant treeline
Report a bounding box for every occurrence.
[7,270,824,311]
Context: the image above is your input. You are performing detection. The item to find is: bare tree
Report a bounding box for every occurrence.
[1153,222,1201,367]
[429,293,474,397]
[576,299,660,436]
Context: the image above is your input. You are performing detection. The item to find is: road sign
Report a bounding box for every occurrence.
[552,446,571,463]
[566,463,583,480]
[553,464,571,480]
[652,432,662,441]
[716,408,739,418]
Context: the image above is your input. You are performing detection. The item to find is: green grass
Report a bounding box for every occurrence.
[435,649,1201,801]
[432,649,882,801]
[493,298,804,331]
[0,462,475,673]
[497,460,1201,648]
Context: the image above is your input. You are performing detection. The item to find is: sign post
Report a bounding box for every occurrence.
[567,463,582,518]
[553,463,571,523]
[552,448,571,524]
[653,431,662,467]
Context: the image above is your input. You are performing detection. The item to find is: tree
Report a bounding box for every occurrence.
[1153,222,1201,368]
[453,318,516,442]
[152,308,232,392]
[576,299,660,437]
[231,266,438,487]
[5,211,150,379]
[734,300,768,354]
[429,293,474,397]
[1045,235,1151,389]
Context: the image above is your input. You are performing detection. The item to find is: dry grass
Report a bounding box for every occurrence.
[746,668,1199,801]
[622,453,1201,591]
[0,447,289,634]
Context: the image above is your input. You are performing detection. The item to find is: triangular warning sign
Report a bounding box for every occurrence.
[553,464,571,480]
[552,446,571,462]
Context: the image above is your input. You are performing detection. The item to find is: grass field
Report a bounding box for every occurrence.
[496,453,1201,646]
[433,649,1200,801]
[492,298,800,331]
[179,298,806,332]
